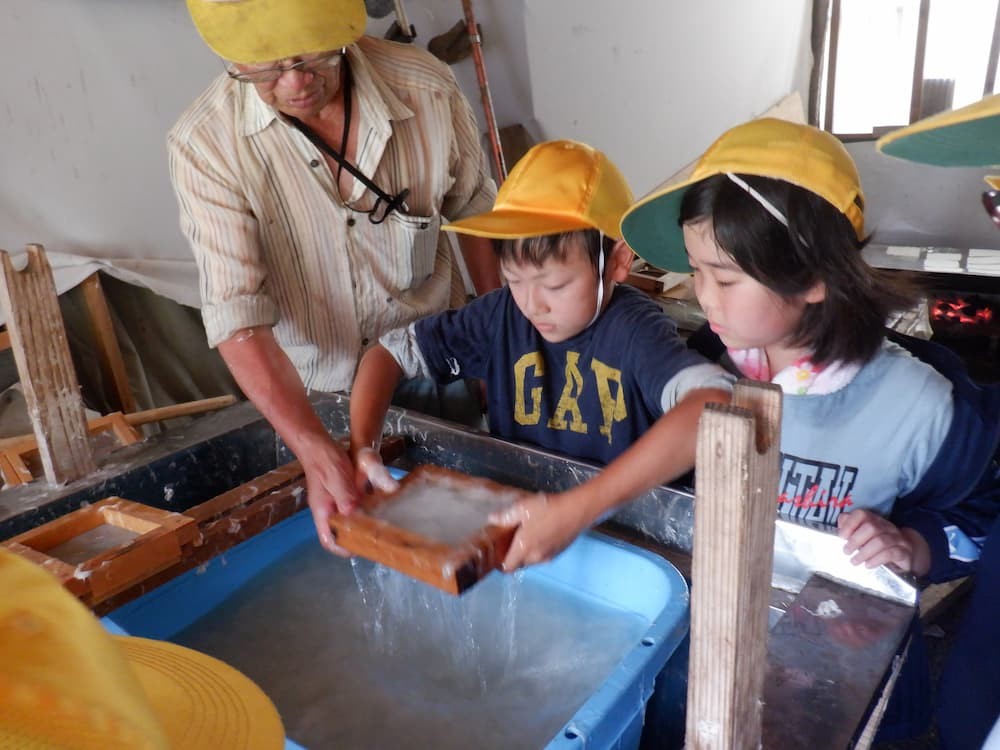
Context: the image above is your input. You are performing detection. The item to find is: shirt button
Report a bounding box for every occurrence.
[347,217,356,227]
[309,159,320,168]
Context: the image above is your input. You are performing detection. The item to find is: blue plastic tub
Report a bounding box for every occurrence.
[103,509,689,750]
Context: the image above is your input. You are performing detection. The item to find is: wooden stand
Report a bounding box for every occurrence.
[0,396,237,487]
[328,464,518,595]
[0,245,96,484]
[685,380,782,750]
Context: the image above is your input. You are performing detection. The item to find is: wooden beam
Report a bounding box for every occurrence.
[80,272,137,413]
[685,380,782,750]
[0,245,95,485]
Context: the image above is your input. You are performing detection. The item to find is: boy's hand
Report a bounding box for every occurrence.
[353,446,400,494]
[489,492,588,571]
[837,509,930,575]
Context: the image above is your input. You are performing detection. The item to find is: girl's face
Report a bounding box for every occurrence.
[683,219,822,368]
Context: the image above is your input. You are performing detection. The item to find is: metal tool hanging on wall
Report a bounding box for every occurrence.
[428,1,507,182]
[364,0,416,42]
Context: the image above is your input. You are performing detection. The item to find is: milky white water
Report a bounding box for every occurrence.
[369,471,518,545]
[46,524,141,565]
[174,540,648,749]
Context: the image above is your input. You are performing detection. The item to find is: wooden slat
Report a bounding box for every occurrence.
[0,245,95,484]
[0,396,238,458]
[80,272,137,413]
[685,380,782,750]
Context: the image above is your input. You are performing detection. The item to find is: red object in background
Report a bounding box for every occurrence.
[931,295,995,326]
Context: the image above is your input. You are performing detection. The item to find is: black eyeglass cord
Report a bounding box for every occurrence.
[288,58,408,224]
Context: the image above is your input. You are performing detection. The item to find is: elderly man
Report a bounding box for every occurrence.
[170,0,499,551]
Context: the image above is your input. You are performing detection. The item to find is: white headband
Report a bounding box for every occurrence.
[725,173,789,226]
[586,232,607,329]
[725,172,810,246]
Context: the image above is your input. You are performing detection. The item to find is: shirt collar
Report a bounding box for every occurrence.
[236,42,415,138]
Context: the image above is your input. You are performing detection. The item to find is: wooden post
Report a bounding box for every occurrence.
[0,245,96,484]
[685,380,782,750]
[80,272,137,414]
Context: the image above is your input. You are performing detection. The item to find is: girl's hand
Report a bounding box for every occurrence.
[837,509,930,575]
[489,493,588,572]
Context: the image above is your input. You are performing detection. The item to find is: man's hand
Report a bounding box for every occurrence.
[489,492,589,572]
[838,509,930,575]
[301,440,360,556]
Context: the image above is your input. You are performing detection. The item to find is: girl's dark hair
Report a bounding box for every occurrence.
[679,174,921,366]
[497,229,616,271]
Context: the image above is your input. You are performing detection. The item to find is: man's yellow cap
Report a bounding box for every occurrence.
[621,118,865,272]
[0,548,285,749]
[442,139,634,241]
[186,0,367,64]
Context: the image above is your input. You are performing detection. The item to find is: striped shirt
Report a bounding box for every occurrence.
[168,36,496,392]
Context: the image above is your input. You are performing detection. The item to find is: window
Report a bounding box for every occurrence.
[815,0,1000,137]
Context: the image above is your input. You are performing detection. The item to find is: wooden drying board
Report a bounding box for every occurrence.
[2,497,197,605]
[685,380,782,750]
[328,464,518,595]
[0,245,96,484]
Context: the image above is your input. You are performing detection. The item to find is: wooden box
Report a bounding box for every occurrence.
[328,465,520,595]
[2,497,197,604]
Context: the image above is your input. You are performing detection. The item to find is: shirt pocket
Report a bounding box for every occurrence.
[384,210,441,291]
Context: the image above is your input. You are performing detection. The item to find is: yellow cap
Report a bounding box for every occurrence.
[186,0,367,64]
[442,139,634,240]
[621,118,865,272]
[877,93,1000,171]
[0,549,285,750]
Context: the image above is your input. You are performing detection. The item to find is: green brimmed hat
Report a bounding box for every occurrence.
[621,118,865,272]
[876,93,1000,170]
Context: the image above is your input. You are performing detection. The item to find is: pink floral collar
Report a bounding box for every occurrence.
[728,348,860,395]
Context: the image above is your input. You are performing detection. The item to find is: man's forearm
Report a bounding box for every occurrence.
[216,326,330,460]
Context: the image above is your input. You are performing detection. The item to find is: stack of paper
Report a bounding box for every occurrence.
[923,251,963,272]
[967,249,1000,276]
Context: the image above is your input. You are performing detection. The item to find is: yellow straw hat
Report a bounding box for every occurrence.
[442,139,634,240]
[0,549,285,750]
[621,118,865,272]
[186,0,367,64]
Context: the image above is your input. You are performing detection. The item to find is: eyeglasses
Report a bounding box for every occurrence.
[227,49,345,84]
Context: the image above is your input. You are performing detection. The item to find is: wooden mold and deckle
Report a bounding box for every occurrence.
[2,497,198,606]
[328,464,520,595]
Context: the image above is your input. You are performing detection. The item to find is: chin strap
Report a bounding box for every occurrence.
[586,233,607,329]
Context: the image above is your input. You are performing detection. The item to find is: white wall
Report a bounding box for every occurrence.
[523,0,813,195]
[5,0,896,308]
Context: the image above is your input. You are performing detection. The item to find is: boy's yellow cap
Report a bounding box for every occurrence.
[621,118,865,272]
[186,0,366,64]
[442,139,634,240]
[0,548,285,750]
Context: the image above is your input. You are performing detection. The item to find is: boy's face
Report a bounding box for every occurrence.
[502,239,605,344]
